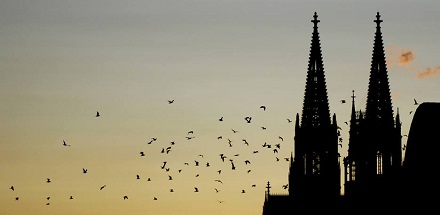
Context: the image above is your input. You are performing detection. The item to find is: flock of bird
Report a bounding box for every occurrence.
[6,97,416,208]
[6,100,300,207]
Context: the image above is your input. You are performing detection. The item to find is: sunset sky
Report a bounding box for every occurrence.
[1,0,439,215]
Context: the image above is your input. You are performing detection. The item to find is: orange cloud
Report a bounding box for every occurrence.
[418,66,440,79]
[399,50,414,65]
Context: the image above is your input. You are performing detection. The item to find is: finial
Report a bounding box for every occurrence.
[312,12,320,28]
[351,90,356,102]
[374,12,383,27]
[266,181,271,195]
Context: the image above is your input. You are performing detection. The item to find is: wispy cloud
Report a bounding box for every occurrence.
[417,66,440,79]
[387,45,440,80]
[399,50,414,65]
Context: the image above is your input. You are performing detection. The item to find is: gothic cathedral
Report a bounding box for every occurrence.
[262,12,407,214]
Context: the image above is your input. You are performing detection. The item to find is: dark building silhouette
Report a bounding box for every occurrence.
[262,12,438,214]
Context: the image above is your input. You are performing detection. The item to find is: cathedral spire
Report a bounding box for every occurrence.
[301,12,331,128]
[365,12,394,128]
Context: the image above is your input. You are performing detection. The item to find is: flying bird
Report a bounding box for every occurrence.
[260,105,266,111]
[10,186,14,191]
[413,99,418,105]
[62,140,70,147]
[219,117,223,122]
[123,196,128,200]
[244,116,252,123]
[82,168,88,174]
[168,100,174,104]
[96,111,100,117]
[140,151,145,156]
[194,187,199,192]
[47,178,51,183]
[100,185,106,190]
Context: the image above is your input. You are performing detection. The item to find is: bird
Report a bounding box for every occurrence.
[136,175,140,180]
[15,197,19,201]
[340,99,346,104]
[278,136,284,141]
[219,117,223,122]
[69,195,73,200]
[241,190,246,193]
[187,130,194,135]
[154,197,158,200]
[260,105,266,111]
[140,151,145,156]
[46,203,50,206]
[82,168,88,174]
[47,196,50,200]
[62,140,70,147]
[261,126,267,130]
[168,175,173,180]
[231,129,238,133]
[100,185,106,190]
[282,184,289,189]
[244,160,251,165]
[123,196,128,200]
[217,200,224,203]
[339,143,343,148]
[413,98,418,105]
[170,189,174,193]
[10,186,14,191]
[244,116,252,123]
[194,187,199,192]
[215,188,220,193]
[287,118,292,123]
[242,139,249,146]
[47,178,51,183]
[168,100,174,104]
[215,179,223,184]
[96,111,100,117]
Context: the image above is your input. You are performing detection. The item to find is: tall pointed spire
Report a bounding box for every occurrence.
[301,12,331,128]
[365,12,394,128]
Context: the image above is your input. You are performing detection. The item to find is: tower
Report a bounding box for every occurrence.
[289,12,340,209]
[344,12,402,208]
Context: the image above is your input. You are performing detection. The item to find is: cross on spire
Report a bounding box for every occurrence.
[266,181,271,195]
[312,12,320,28]
[374,12,382,27]
[351,90,356,103]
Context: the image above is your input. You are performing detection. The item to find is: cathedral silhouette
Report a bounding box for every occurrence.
[262,12,439,214]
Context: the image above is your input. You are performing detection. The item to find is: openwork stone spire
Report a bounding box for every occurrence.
[301,12,331,128]
[365,12,394,128]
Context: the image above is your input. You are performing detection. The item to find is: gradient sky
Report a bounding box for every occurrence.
[1,0,439,215]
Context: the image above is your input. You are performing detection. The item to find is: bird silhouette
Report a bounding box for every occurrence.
[47,178,51,183]
[194,187,199,192]
[278,136,284,141]
[100,185,106,190]
[168,175,173,180]
[414,98,418,105]
[62,140,70,147]
[244,160,251,165]
[244,116,252,123]
[136,175,140,180]
[260,105,266,111]
[215,180,223,184]
[69,196,73,199]
[217,199,224,203]
[282,184,289,189]
[242,139,249,146]
[219,117,223,122]
[168,100,174,104]
[10,186,14,191]
[154,197,158,200]
[15,197,19,201]
[241,190,246,193]
[287,118,292,123]
[340,100,346,104]
[82,168,88,174]
[96,111,100,117]
[140,151,145,156]
[123,196,128,200]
